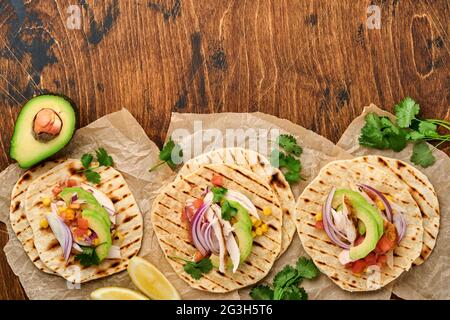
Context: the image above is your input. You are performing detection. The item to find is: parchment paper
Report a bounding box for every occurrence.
[166,112,393,300]
[0,109,237,300]
[337,104,450,300]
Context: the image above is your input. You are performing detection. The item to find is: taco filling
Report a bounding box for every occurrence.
[40,179,121,266]
[182,175,270,274]
[315,184,407,275]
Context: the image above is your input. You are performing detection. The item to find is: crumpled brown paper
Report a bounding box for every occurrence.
[337,104,450,300]
[0,109,235,300]
[166,112,393,300]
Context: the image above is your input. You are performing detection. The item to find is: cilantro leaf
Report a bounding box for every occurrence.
[296,257,319,279]
[407,131,425,141]
[75,246,100,266]
[270,150,303,184]
[96,148,113,167]
[411,142,436,168]
[359,113,407,151]
[183,258,213,280]
[394,97,420,128]
[250,285,274,300]
[211,186,228,203]
[84,170,101,184]
[81,153,93,169]
[277,134,302,156]
[418,121,437,136]
[160,138,183,169]
[221,199,237,221]
[280,286,308,300]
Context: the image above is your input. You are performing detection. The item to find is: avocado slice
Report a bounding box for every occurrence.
[332,189,384,239]
[347,204,379,260]
[210,200,253,269]
[81,209,112,261]
[357,220,366,235]
[227,200,253,263]
[10,94,76,168]
[59,187,111,227]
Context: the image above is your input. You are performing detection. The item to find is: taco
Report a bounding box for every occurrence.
[175,147,295,257]
[151,163,282,292]
[354,156,439,265]
[24,159,143,283]
[295,157,424,291]
[10,159,66,274]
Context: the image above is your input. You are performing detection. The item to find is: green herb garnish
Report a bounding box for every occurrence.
[149,137,183,172]
[211,186,228,203]
[220,199,237,221]
[75,246,100,267]
[270,134,304,184]
[171,256,213,280]
[359,97,450,167]
[250,257,319,300]
[79,148,113,183]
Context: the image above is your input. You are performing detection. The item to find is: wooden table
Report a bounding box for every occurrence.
[0,0,448,300]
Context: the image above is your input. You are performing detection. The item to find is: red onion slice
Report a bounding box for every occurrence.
[322,187,351,250]
[48,203,73,262]
[358,184,392,222]
[191,202,212,256]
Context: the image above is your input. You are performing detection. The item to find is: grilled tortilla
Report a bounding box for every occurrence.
[152,163,283,292]
[10,159,66,274]
[176,147,295,257]
[25,159,143,283]
[354,156,439,265]
[295,158,423,292]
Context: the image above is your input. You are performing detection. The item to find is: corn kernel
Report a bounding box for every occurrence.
[255,227,263,236]
[375,198,385,211]
[64,208,75,220]
[115,231,124,243]
[261,223,268,233]
[251,231,256,238]
[93,238,100,246]
[263,207,272,216]
[315,211,323,222]
[250,217,258,225]
[58,207,66,214]
[42,198,51,207]
[254,219,262,227]
[385,195,393,202]
[40,218,49,229]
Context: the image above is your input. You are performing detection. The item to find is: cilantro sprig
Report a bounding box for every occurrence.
[171,256,213,280]
[220,199,237,221]
[270,134,304,184]
[359,97,449,167]
[75,246,100,267]
[149,137,183,172]
[250,257,319,300]
[79,148,114,183]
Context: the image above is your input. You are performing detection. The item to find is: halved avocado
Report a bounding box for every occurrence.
[10,94,76,168]
[228,200,253,263]
[81,209,112,261]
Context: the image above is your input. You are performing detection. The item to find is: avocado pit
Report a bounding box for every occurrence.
[33,108,63,141]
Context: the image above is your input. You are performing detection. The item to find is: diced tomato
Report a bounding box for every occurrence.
[74,227,88,237]
[315,221,324,230]
[351,259,367,274]
[375,235,395,254]
[66,179,78,187]
[181,208,188,223]
[193,199,203,209]
[185,205,196,221]
[345,262,354,269]
[384,221,398,243]
[355,235,365,246]
[77,218,89,229]
[364,252,377,266]
[193,251,204,262]
[211,175,223,187]
[52,185,62,196]
[376,254,388,267]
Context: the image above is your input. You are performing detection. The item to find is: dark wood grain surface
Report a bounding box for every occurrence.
[0,0,448,300]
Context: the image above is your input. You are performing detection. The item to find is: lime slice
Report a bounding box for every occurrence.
[90,287,149,300]
[127,256,181,300]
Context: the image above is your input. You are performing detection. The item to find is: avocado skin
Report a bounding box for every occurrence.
[9,93,78,168]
